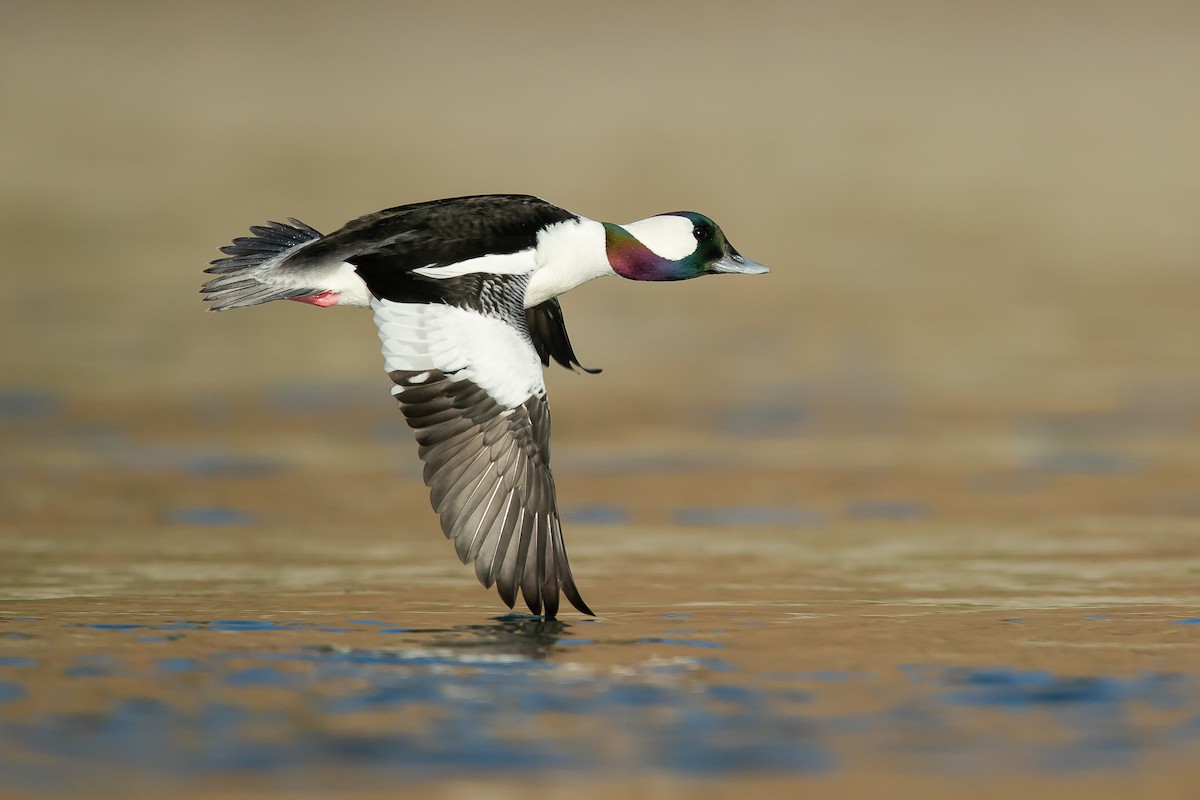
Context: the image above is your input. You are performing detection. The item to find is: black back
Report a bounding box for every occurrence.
[286,194,577,301]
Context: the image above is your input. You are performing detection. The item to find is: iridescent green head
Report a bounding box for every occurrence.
[603,212,769,282]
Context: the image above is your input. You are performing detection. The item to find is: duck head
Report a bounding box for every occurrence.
[603,212,769,282]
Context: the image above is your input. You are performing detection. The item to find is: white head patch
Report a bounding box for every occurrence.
[619,215,697,261]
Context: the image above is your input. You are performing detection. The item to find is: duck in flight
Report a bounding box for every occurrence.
[202,194,768,618]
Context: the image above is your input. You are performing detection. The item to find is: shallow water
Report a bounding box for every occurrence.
[3,388,1200,798]
[2,613,1197,771]
[3,605,1200,795]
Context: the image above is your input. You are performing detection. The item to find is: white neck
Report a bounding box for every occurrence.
[524,217,614,307]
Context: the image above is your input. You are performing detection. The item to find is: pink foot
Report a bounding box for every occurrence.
[291,291,339,307]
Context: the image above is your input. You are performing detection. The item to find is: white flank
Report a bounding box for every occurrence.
[320,261,372,307]
[525,218,614,307]
[620,215,696,260]
[247,256,370,307]
[373,299,544,408]
[411,250,538,279]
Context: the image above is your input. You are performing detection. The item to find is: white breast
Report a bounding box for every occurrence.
[525,218,614,307]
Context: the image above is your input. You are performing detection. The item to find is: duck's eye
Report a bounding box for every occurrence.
[692,222,714,242]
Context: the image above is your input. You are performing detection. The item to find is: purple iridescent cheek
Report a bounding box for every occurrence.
[603,223,683,282]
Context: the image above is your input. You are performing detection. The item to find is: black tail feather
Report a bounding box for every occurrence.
[202,218,323,311]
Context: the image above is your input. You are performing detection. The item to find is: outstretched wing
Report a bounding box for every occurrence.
[374,295,593,618]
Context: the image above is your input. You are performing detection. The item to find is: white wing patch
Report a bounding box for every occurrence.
[373,299,545,408]
[411,249,538,279]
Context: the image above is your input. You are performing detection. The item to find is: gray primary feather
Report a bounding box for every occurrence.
[389,368,593,618]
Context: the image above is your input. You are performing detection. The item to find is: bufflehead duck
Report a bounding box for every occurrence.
[202,194,768,618]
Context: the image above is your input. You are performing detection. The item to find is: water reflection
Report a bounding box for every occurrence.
[2,613,1199,792]
[308,613,572,663]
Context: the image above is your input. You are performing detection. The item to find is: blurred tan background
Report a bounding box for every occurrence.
[3,6,1200,793]
[3,0,1198,429]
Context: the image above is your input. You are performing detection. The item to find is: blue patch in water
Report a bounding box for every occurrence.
[208,620,296,632]
[652,705,834,773]
[896,665,944,687]
[937,667,1187,712]
[601,683,677,708]
[84,624,143,631]
[0,657,37,668]
[718,401,809,438]
[672,506,826,527]
[1036,743,1138,773]
[184,455,284,478]
[1084,615,1110,621]
[221,668,295,687]
[1031,451,1144,475]
[1173,618,1200,625]
[844,500,929,521]
[267,383,372,413]
[801,671,854,682]
[563,505,631,525]
[556,639,594,646]
[0,681,26,704]
[65,666,112,678]
[156,658,203,673]
[0,390,61,418]
[706,684,765,707]
[167,508,257,526]
[636,637,723,649]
